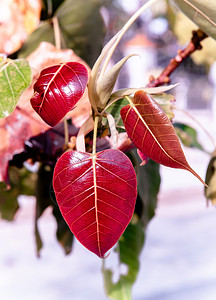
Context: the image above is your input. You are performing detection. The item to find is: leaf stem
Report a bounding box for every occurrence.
[92,115,100,155]
[64,118,69,146]
[173,105,216,150]
[148,29,208,87]
[53,16,70,147]
[52,16,61,50]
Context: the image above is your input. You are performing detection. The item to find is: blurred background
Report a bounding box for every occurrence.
[0,0,216,299]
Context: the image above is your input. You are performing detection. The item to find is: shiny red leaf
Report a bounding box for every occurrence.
[120,90,205,184]
[53,149,137,258]
[31,62,88,126]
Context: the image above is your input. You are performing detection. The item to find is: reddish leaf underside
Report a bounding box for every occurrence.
[53,149,137,258]
[31,62,88,126]
[120,90,205,184]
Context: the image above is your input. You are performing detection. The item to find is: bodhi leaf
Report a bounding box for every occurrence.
[171,0,216,40]
[53,149,137,258]
[31,62,88,127]
[103,216,144,300]
[0,59,32,119]
[120,91,205,185]
[174,122,205,152]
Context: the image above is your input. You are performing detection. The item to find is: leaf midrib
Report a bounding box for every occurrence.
[180,0,216,27]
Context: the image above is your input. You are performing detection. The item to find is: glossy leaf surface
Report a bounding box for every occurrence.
[53,149,137,258]
[31,62,88,126]
[120,91,205,184]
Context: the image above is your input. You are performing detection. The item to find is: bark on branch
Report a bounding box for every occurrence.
[147,29,208,87]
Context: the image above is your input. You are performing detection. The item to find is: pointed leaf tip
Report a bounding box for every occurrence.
[120,90,206,185]
[31,62,88,127]
[53,149,137,258]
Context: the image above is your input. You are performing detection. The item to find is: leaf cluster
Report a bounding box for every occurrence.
[0,0,215,299]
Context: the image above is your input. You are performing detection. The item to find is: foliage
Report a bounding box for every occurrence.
[172,0,216,40]
[0,0,215,299]
[0,59,32,119]
[19,0,105,67]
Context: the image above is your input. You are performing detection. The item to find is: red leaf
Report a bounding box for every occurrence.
[120,90,205,184]
[31,62,88,126]
[53,149,137,258]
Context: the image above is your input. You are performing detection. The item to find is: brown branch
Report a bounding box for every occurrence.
[147,29,208,87]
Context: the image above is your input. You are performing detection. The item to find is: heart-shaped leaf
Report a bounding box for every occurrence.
[120,91,205,184]
[30,62,88,126]
[53,149,137,258]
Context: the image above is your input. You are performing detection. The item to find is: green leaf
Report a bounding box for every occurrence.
[205,153,216,204]
[53,204,74,255]
[151,93,175,120]
[173,122,205,152]
[18,21,56,58]
[127,149,161,227]
[105,98,129,132]
[19,0,105,67]
[171,0,216,40]
[0,167,36,221]
[97,55,136,108]
[0,59,32,119]
[35,164,53,256]
[35,164,74,256]
[103,215,145,300]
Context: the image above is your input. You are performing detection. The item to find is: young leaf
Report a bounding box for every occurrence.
[120,91,205,185]
[172,0,216,40]
[30,62,88,126]
[0,59,32,119]
[53,149,137,258]
[96,55,136,109]
[109,83,179,103]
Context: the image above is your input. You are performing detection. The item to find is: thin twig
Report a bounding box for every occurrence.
[148,29,208,87]
[52,16,61,50]
[173,105,216,150]
[53,16,70,146]
[92,116,100,155]
[64,118,69,146]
